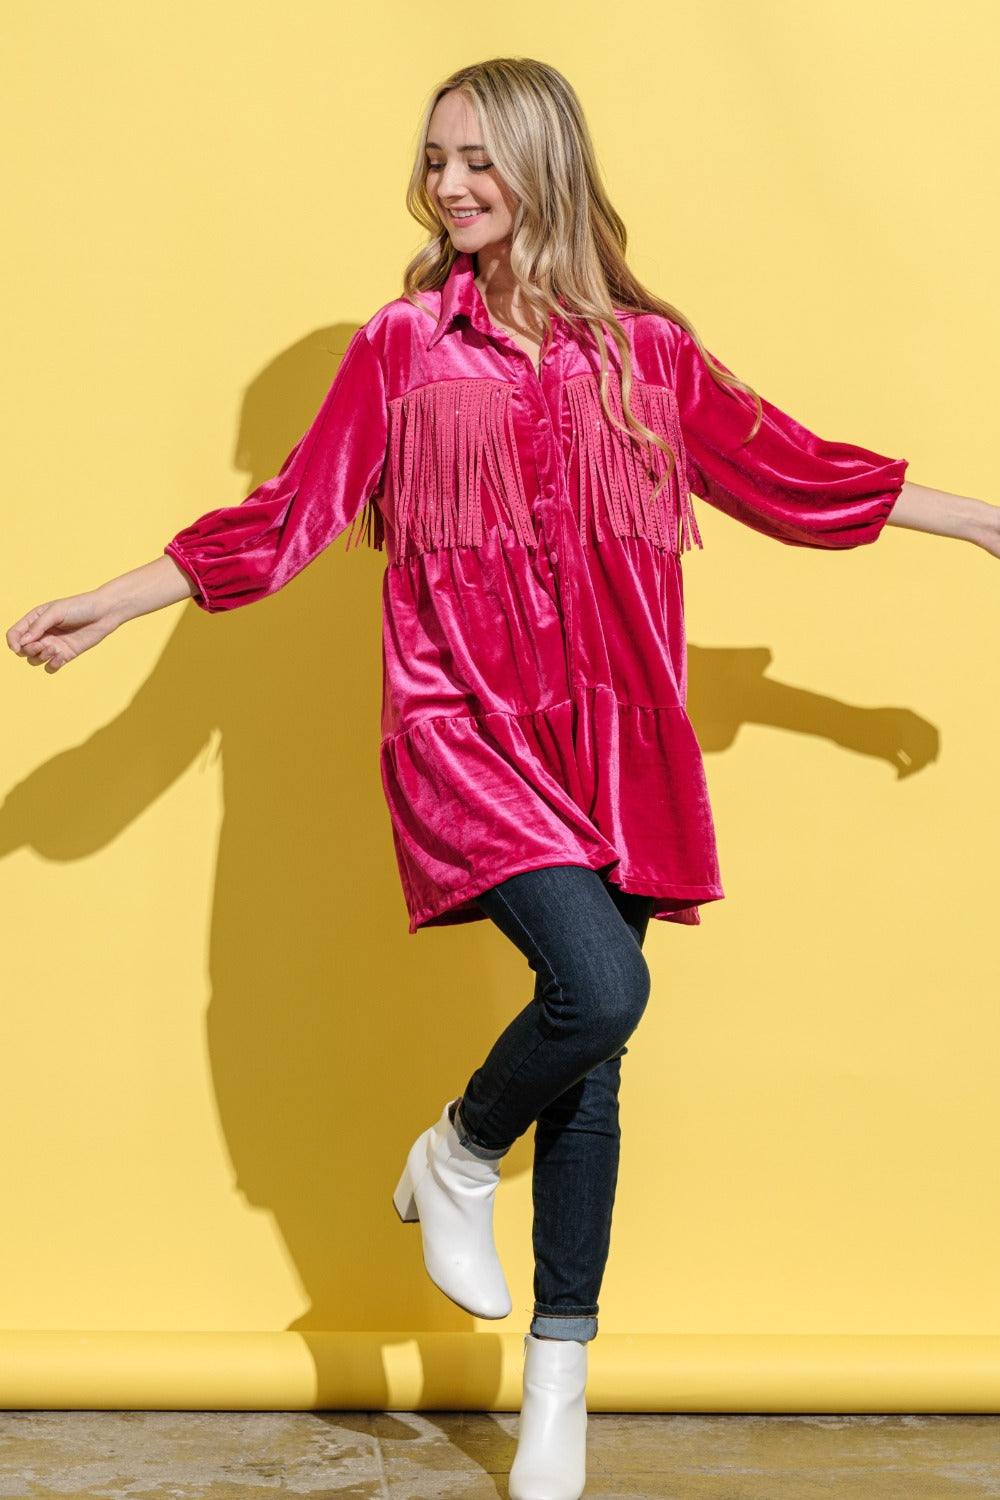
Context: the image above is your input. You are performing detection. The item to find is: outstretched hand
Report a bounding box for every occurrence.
[6,594,119,674]
[7,556,198,675]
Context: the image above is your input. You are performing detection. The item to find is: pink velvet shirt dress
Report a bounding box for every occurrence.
[165,252,908,935]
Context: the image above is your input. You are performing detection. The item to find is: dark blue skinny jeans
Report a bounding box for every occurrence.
[453,863,654,1343]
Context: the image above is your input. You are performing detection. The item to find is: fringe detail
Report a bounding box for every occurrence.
[344,494,385,552]
[565,372,702,558]
[386,379,537,560]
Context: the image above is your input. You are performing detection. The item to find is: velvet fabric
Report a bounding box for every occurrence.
[165,252,908,934]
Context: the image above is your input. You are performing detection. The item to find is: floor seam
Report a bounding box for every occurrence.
[369,1410,393,1500]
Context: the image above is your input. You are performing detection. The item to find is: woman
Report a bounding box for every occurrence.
[8,56,998,1500]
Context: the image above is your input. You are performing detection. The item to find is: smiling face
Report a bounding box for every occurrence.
[425,89,520,256]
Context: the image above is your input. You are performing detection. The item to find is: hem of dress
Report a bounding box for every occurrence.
[406,857,724,936]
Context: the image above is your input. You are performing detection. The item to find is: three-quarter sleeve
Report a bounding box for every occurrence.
[671,326,908,549]
[165,326,388,612]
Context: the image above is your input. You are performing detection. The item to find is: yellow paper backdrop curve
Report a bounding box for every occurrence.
[1,0,997,1409]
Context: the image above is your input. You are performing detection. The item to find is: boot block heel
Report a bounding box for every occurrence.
[392,1164,419,1223]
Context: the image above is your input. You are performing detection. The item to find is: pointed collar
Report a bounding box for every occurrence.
[426,252,485,349]
[425,251,573,350]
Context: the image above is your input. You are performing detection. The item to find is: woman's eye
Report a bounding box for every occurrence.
[426,162,493,173]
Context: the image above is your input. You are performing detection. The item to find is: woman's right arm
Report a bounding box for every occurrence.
[6,554,197,674]
[9,322,390,676]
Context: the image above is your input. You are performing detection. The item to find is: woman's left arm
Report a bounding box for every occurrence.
[886,481,1000,559]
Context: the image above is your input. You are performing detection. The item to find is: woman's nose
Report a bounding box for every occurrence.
[437,162,472,200]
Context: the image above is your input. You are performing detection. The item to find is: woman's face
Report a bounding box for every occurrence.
[425,90,519,256]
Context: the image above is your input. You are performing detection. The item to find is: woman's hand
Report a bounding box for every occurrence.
[7,593,120,674]
[7,555,198,675]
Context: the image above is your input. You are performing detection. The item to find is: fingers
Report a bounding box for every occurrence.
[6,608,71,673]
[7,602,58,656]
[23,636,65,671]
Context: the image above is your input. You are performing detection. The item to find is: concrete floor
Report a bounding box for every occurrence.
[1,1410,999,1499]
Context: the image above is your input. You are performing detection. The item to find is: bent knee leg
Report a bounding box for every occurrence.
[478,864,652,1058]
[570,936,651,1060]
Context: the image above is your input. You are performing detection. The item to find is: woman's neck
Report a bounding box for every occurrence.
[473,247,545,339]
[472,245,515,300]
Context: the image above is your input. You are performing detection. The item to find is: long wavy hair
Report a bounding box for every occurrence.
[403,57,762,501]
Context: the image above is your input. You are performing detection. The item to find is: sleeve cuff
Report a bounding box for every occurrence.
[164,543,215,613]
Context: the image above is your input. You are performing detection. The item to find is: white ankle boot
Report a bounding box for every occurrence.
[508,1334,588,1500]
[392,1100,512,1319]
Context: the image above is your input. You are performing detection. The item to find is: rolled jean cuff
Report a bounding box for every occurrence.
[530,1313,598,1342]
[452,1101,510,1162]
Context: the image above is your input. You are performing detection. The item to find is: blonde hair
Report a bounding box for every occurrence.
[403,57,762,501]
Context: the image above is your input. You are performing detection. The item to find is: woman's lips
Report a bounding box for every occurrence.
[450,208,488,222]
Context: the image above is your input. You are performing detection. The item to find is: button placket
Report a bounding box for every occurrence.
[538,348,576,681]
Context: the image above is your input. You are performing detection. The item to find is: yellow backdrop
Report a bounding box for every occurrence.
[2,0,998,1410]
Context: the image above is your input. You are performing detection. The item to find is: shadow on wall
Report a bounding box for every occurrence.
[0,326,939,1399]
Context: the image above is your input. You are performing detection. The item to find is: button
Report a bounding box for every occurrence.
[550,549,559,567]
